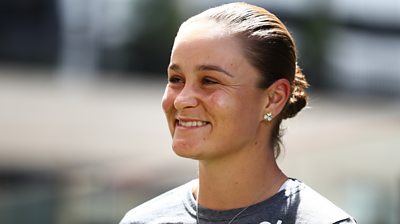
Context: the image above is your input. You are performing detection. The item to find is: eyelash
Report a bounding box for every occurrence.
[202,77,219,85]
[167,75,219,85]
[168,76,184,84]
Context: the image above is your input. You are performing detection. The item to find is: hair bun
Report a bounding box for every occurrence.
[282,65,309,119]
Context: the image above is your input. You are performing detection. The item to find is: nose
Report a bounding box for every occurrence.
[174,84,198,110]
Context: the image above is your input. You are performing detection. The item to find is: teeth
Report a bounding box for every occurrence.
[179,120,208,127]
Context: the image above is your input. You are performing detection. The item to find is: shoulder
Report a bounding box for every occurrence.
[119,180,197,224]
[284,179,357,224]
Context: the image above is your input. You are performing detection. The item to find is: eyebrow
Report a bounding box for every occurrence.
[168,63,182,74]
[197,64,234,77]
[168,63,234,77]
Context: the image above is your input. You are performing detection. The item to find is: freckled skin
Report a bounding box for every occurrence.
[162,21,269,162]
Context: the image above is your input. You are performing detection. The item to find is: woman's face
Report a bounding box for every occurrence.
[162,21,268,161]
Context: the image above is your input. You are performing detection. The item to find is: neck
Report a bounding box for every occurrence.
[195,144,287,210]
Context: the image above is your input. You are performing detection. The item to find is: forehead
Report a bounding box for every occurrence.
[176,19,229,40]
[171,20,247,68]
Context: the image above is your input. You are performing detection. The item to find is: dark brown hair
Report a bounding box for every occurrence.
[182,2,309,157]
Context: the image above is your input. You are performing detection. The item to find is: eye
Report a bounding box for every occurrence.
[202,77,219,85]
[168,75,184,84]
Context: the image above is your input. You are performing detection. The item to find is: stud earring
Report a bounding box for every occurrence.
[264,112,273,122]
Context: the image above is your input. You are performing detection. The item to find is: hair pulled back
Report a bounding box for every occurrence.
[183,2,309,157]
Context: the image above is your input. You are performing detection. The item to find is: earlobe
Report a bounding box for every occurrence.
[263,112,273,122]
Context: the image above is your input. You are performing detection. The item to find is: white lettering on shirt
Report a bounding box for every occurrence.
[260,220,283,224]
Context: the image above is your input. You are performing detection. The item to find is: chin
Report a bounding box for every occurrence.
[172,142,202,160]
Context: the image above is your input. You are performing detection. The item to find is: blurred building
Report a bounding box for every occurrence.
[0,0,60,66]
[0,0,399,224]
[1,0,399,94]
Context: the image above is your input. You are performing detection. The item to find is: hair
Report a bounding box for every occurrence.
[182,2,309,158]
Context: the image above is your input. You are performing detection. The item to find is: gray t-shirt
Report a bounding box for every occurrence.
[120,178,356,224]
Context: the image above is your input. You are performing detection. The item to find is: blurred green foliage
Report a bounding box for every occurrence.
[101,0,182,77]
[295,10,334,90]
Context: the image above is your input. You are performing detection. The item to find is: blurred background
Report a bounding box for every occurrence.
[0,0,399,223]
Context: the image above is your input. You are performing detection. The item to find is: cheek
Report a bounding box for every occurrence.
[162,88,178,136]
[208,92,242,129]
[209,90,262,125]
[162,87,176,113]
[208,91,231,109]
[208,91,243,116]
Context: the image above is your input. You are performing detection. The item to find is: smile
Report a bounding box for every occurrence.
[177,120,209,128]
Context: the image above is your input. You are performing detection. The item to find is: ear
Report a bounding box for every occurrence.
[264,79,291,118]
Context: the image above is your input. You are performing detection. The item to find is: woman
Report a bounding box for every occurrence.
[120,2,356,224]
